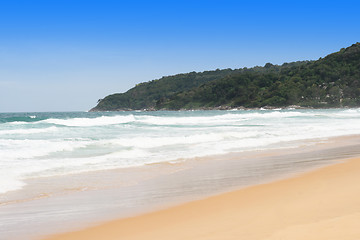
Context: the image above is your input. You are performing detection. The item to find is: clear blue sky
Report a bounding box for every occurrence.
[0,0,359,112]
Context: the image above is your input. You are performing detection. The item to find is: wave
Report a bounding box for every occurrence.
[0,138,90,159]
[2,110,347,128]
[134,111,316,126]
[2,109,360,195]
[103,130,261,149]
[0,116,41,124]
[0,126,58,135]
[42,115,136,127]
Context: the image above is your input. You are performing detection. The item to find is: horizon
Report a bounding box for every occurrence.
[1,0,360,112]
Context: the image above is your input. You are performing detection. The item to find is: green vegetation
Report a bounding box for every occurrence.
[91,43,360,111]
[92,68,242,111]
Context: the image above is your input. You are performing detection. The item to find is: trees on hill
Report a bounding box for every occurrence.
[91,43,360,111]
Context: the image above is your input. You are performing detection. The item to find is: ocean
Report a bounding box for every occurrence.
[1,108,360,195]
[1,108,360,239]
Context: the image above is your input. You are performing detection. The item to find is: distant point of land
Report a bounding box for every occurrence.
[91,42,360,111]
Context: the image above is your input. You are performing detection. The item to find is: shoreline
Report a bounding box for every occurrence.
[3,134,360,206]
[46,156,360,240]
[2,134,360,239]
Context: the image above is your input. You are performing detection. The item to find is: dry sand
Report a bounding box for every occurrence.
[46,157,360,240]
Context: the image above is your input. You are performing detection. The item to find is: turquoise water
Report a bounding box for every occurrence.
[1,109,360,195]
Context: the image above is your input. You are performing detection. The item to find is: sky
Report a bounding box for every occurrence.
[0,0,359,112]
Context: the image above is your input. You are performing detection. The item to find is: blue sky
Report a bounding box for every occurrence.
[0,0,359,112]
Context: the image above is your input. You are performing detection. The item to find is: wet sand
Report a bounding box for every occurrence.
[47,156,360,240]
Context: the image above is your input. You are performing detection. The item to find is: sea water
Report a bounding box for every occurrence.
[1,108,360,195]
[2,109,360,239]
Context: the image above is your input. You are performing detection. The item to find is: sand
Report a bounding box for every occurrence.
[46,157,360,240]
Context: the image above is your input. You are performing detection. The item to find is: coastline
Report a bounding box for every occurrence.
[2,134,360,239]
[46,156,360,240]
[89,105,315,112]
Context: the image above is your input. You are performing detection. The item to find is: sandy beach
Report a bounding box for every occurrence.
[46,156,360,240]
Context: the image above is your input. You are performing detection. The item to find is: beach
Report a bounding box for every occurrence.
[3,1,360,239]
[47,156,360,240]
[1,110,360,239]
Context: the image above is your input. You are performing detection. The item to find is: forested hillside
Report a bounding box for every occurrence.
[91,43,360,111]
[91,68,243,111]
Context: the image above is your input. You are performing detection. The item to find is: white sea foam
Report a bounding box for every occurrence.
[42,115,136,127]
[0,126,57,135]
[0,177,25,194]
[1,109,360,195]
[135,111,321,126]
[0,139,90,159]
